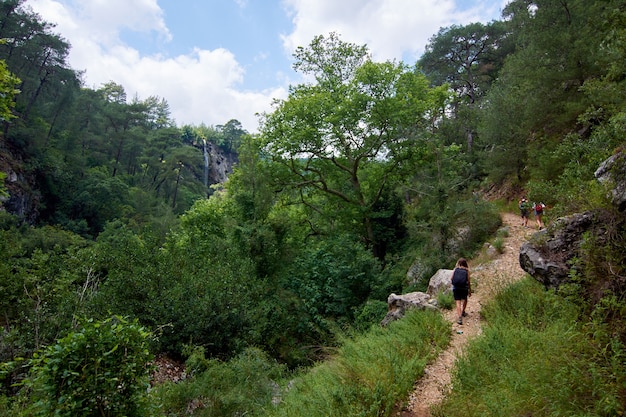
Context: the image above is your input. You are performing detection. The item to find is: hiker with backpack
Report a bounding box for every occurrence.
[451,258,471,325]
[533,202,546,229]
[518,197,530,227]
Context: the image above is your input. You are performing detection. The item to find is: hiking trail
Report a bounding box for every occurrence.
[397,212,533,417]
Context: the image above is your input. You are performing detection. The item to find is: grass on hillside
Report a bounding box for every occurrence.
[153,309,450,417]
[432,278,625,417]
[265,309,451,417]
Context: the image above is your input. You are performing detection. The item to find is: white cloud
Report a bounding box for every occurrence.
[26,0,506,132]
[281,0,500,63]
[27,0,280,131]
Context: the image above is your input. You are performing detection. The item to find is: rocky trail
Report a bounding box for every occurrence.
[398,212,534,417]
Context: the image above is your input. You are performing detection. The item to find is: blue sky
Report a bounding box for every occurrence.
[28,0,509,132]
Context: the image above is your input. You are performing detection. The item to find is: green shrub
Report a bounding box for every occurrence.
[491,236,505,254]
[27,316,154,417]
[436,291,454,310]
[352,300,389,332]
[154,347,286,417]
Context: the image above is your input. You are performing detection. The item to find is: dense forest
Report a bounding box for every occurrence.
[0,0,624,415]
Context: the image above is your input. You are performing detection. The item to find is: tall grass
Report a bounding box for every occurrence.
[152,309,450,417]
[433,278,625,417]
[266,309,450,417]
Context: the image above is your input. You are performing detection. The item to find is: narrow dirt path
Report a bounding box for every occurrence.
[397,212,534,417]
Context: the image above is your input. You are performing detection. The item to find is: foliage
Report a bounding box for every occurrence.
[155,347,286,417]
[0,223,90,364]
[434,278,625,417]
[261,32,449,260]
[560,209,626,344]
[150,196,271,358]
[478,0,623,185]
[0,59,20,122]
[0,0,624,413]
[351,300,389,332]
[420,21,510,152]
[86,221,167,327]
[27,316,154,417]
[491,236,504,254]
[284,235,383,323]
[266,309,450,417]
[436,291,454,310]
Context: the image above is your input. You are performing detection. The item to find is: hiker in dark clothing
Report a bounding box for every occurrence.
[451,258,471,325]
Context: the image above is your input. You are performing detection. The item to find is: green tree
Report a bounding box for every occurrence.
[155,195,267,357]
[28,316,154,417]
[261,33,448,260]
[226,134,288,278]
[218,118,246,152]
[0,59,20,123]
[478,0,617,183]
[420,22,509,151]
[0,0,78,139]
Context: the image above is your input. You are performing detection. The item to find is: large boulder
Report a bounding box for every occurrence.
[380,292,437,326]
[519,211,605,289]
[427,269,453,297]
[381,269,453,326]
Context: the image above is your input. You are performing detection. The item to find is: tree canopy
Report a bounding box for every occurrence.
[261,33,449,259]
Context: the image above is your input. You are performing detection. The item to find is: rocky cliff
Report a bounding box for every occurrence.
[520,150,625,290]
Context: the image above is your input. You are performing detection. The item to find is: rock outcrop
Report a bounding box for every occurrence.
[381,292,438,326]
[206,142,237,185]
[519,211,601,289]
[427,269,453,296]
[520,151,625,289]
[595,151,626,212]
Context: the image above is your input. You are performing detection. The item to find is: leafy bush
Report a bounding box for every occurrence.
[27,316,154,417]
[154,347,286,417]
[491,236,505,254]
[352,300,389,332]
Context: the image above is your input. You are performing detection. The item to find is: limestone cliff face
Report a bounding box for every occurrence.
[205,142,238,186]
[0,151,41,223]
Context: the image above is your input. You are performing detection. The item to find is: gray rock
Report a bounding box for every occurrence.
[380,291,437,326]
[406,259,427,286]
[484,242,499,258]
[427,269,453,297]
[381,268,452,326]
[519,211,601,289]
[595,151,626,211]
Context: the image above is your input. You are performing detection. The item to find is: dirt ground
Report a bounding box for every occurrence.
[397,211,534,417]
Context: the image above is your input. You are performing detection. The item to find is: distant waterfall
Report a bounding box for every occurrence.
[203,139,209,187]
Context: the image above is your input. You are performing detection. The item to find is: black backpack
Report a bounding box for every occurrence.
[452,268,468,287]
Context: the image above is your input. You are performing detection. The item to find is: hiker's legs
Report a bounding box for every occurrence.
[455,299,463,319]
[461,298,468,315]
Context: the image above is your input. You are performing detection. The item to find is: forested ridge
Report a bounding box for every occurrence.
[0,0,624,415]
